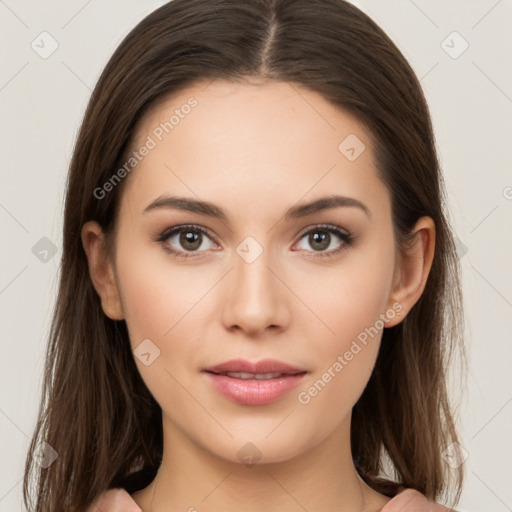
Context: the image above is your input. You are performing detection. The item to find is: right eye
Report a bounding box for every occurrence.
[157,224,219,259]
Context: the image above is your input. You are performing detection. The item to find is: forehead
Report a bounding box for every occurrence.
[135,78,370,152]
[121,79,387,219]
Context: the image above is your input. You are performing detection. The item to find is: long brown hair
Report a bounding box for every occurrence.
[23,1,467,510]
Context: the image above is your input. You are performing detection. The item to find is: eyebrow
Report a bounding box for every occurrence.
[143,194,371,221]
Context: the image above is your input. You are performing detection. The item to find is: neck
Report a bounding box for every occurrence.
[132,413,391,512]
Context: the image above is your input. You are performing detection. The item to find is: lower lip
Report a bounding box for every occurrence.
[203,371,307,405]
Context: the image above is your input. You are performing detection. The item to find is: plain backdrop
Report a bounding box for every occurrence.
[1,1,511,510]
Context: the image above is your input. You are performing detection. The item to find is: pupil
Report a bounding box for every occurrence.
[310,232,329,251]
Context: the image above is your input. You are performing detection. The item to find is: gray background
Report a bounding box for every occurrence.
[1,1,511,510]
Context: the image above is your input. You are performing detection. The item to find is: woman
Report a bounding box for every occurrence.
[23,1,466,511]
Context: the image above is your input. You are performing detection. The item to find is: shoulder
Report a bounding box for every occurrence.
[381,487,458,512]
[86,488,142,512]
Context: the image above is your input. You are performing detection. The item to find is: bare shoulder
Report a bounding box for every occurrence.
[381,488,458,512]
[85,488,142,512]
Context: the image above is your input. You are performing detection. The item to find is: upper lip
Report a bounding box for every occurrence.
[203,358,307,375]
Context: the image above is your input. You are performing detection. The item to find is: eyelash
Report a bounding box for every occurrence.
[156,223,355,260]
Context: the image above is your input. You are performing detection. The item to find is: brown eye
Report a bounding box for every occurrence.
[295,224,354,258]
[179,230,203,251]
[308,231,331,251]
[157,224,217,258]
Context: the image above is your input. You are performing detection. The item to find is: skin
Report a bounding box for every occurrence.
[82,78,435,512]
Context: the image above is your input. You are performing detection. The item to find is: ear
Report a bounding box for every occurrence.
[385,216,435,327]
[81,221,124,321]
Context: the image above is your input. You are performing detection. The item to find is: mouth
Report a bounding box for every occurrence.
[202,358,308,405]
[203,357,307,376]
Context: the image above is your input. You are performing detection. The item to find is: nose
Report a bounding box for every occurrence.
[221,246,291,337]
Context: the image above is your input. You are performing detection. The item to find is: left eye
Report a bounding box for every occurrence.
[294,225,353,256]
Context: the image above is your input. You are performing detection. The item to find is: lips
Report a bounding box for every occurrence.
[202,358,308,405]
[203,358,307,378]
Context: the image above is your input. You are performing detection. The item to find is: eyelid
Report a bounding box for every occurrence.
[295,222,350,239]
[157,223,217,243]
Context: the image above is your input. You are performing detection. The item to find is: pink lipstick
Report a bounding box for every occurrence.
[202,358,308,406]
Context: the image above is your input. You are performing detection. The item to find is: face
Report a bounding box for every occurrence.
[94,79,407,464]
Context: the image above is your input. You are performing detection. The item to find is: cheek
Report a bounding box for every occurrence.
[115,236,214,345]
[294,238,395,415]
[113,238,213,407]
[303,239,395,349]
